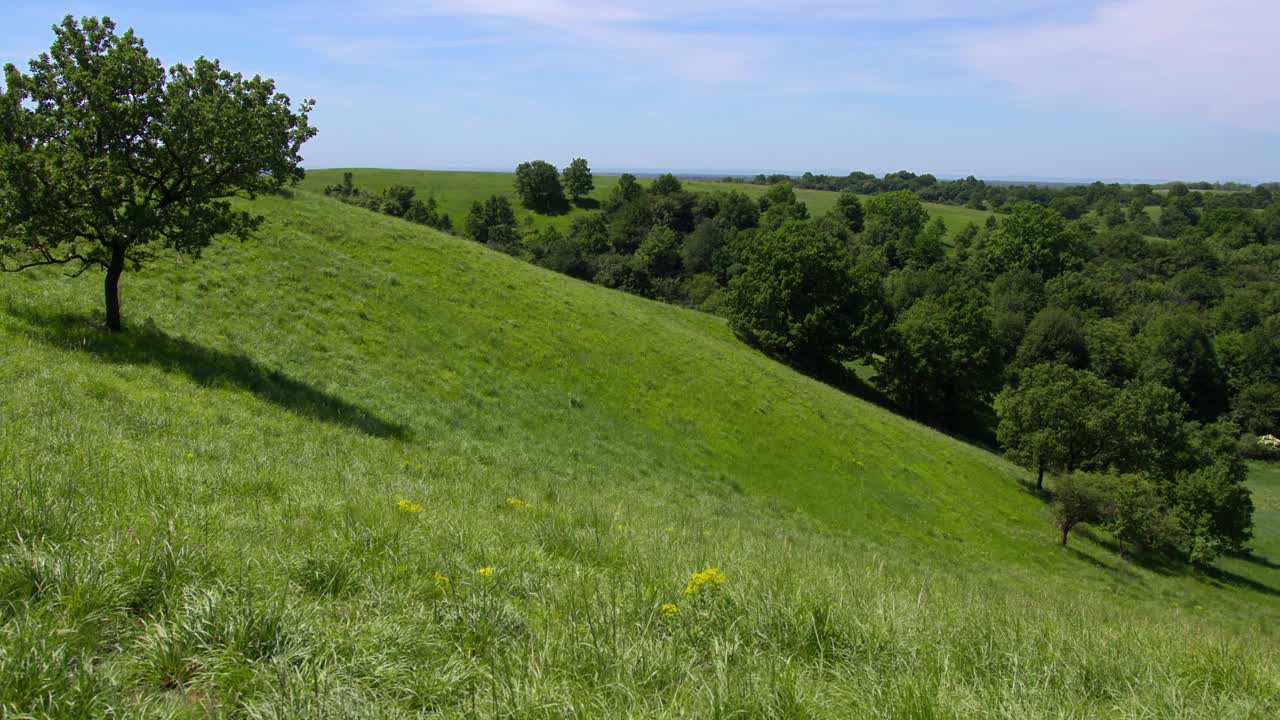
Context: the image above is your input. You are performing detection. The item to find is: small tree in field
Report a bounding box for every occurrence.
[1051,473,1115,547]
[562,158,593,201]
[0,16,316,332]
[514,160,565,213]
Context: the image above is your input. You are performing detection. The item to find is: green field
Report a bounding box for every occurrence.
[1,189,1276,717]
[301,168,994,238]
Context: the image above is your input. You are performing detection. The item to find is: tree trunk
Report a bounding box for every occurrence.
[104,246,126,333]
[1037,465,1045,491]
[1061,525,1070,546]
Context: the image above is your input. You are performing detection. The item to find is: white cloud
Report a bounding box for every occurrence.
[965,0,1280,129]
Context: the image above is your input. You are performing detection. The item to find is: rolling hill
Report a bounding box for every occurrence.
[0,188,1276,717]
[299,168,994,239]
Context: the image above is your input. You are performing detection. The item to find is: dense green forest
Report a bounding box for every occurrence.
[329,161,1280,565]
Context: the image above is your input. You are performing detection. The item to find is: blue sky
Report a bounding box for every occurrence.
[4,1,1279,181]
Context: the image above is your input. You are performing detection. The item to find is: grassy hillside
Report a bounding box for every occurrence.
[1,191,1276,717]
[300,169,993,238]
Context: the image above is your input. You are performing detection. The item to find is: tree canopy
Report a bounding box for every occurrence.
[971,202,1078,280]
[876,288,1002,424]
[514,160,566,213]
[995,364,1113,489]
[0,15,316,331]
[727,221,885,369]
[562,157,594,201]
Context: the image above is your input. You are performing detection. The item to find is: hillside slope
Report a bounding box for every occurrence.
[0,191,1276,717]
[300,168,993,238]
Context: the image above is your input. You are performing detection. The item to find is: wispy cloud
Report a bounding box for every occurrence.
[294,0,1280,174]
[408,0,1069,24]
[296,36,417,65]
[296,33,496,65]
[964,0,1280,129]
[373,0,770,81]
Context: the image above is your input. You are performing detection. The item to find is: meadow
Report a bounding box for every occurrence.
[300,169,994,239]
[1,189,1277,717]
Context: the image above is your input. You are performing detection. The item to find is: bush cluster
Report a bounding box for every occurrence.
[324,173,454,233]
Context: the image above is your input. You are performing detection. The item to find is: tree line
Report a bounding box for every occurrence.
[732,171,1279,241]
[460,159,1279,564]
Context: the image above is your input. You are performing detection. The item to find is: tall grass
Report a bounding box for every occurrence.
[0,190,1276,717]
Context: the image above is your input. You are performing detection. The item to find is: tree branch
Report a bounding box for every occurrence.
[0,250,93,273]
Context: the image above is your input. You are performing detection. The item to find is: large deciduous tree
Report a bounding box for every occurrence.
[877,288,1001,425]
[970,202,1077,280]
[1137,311,1228,422]
[726,220,886,369]
[832,192,865,234]
[513,160,565,213]
[561,157,594,202]
[1013,307,1089,371]
[0,16,316,332]
[994,363,1113,490]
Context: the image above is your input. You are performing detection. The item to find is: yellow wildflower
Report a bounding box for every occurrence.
[477,566,495,578]
[397,499,424,514]
[432,571,450,591]
[683,567,727,596]
[661,603,679,619]
[506,497,531,511]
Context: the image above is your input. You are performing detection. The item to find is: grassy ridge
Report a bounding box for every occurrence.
[300,168,994,237]
[0,191,1276,717]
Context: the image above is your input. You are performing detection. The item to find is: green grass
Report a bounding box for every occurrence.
[1218,462,1280,593]
[679,179,995,236]
[301,169,993,238]
[1,190,1277,717]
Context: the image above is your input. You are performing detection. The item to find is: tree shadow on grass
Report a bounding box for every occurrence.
[572,198,601,211]
[12,308,410,440]
[1197,565,1280,598]
[1015,479,1053,502]
[1064,545,1142,581]
[1227,550,1280,570]
[529,197,574,217]
[810,363,889,408]
[1074,527,1280,598]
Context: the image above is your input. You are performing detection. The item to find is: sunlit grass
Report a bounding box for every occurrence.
[0,190,1276,717]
